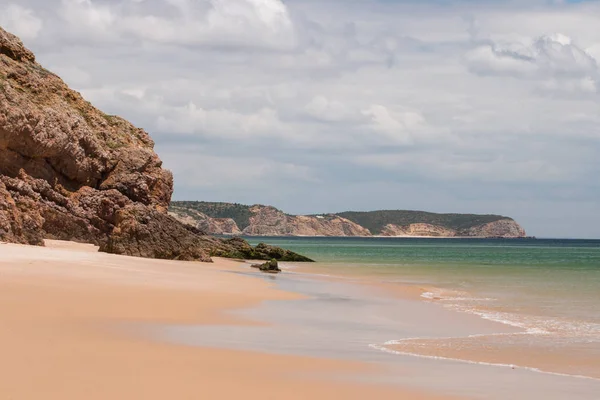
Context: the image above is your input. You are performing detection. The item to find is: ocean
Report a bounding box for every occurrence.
[246,237,600,380]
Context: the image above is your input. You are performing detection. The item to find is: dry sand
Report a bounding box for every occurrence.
[0,240,458,399]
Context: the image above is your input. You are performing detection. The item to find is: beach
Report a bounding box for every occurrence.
[0,240,454,400]
[2,238,600,399]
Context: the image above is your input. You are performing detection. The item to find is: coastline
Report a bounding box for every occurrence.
[150,257,600,399]
[216,234,531,239]
[0,240,456,400]
[290,260,600,383]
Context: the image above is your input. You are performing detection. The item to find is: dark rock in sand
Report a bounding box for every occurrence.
[211,238,314,262]
[251,259,281,274]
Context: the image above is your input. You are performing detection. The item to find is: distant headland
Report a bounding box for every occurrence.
[169,202,527,238]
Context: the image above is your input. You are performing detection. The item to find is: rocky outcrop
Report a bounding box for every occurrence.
[211,238,314,262]
[0,26,311,263]
[291,215,372,236]
[462,219,526,238]
[380,220,525,238]
[242,206,288,235]
[380,223,457,237]
[241,206,371,236]
[251,259,281,274]
[169,210,242,235]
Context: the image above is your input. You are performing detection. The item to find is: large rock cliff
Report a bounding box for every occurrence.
[0,27,310,262]
[462,219,526,238]
[380,223,457,237]
[168,210,242,236]
[378,220,525,238]
[242,206,371,236]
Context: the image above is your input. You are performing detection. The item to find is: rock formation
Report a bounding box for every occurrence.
[170,202,528,238]
[242,206,371,236]
[251,259,281,274]
[0,26,310,262]
[168,210,242,236]
[462,219,526,238]
[211,238,313,262]
[378,221,526,238]
[380,223,457,237]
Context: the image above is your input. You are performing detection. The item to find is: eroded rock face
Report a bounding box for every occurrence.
[242,206,289,235]
[0,26,170,246]
[380,223,457,237]
[169,210,242,236]
[0,179,44,245]
[0,37,173,211]
[0,26,310,262]
[241,206,371,236]
[463,219,527,238]
[292,215,372,236]
[380,220,526,238]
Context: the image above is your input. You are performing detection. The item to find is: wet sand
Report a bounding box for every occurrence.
[0,241,455,400]
[386,335,600,379]
[154,264,600,399]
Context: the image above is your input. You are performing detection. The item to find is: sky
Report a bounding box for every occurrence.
[1,0,599,238]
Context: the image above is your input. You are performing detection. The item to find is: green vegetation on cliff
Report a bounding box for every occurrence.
[337,210,511,234]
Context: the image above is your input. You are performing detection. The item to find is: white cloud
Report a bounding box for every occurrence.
[361,105,427,145]
[538,77,598,95]
[304,96,352,122]
[161,151,319,190]
[587,44,600,62]
[60,0,114,31]
[464,33,600,95]
[61,0,297,49]
[465,44,538,76]
[0,4,43,40]
[156,102,287,139]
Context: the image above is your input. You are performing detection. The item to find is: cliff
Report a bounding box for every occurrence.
[170,203,369,236]
[380,223,456,237]
[242,206,371,236]
[170,202,527,238]
[0,27,311,262]
[168,210,242,236]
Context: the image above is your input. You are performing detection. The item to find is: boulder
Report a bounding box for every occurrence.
[251,259,281,274]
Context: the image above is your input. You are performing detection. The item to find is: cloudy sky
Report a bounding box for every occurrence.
[2,0,600,238]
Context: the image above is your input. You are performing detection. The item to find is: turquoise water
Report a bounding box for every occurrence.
[247,237,600,347]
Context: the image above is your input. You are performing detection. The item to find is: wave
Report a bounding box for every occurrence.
[420,288,600,340]
[367,285,600,381]
[368,340,600,382]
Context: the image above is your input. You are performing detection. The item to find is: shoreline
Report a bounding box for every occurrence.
[0,240,457,400]
[151,259,600,399]
[290,261,600,383]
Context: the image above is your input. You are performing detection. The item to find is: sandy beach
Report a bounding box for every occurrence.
[0,240,454,400]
